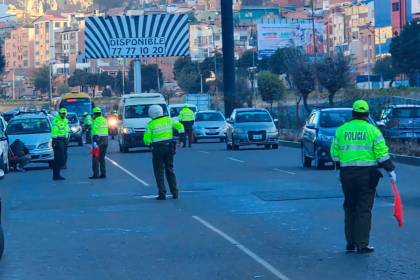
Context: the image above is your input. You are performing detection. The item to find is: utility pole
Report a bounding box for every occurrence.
[122,58,126,95]
[221,0,236,116]
[133,59,142,94]
[156,58,161,92]
[311,0,320,105]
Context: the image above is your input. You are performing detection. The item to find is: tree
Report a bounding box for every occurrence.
[236,49,258,70]
[113,71,127,96]
[173,57,206,93]
[57,84,70,95]
[33,66,51,94]
[373,56,395,86]
[316,54,351,105]
[291,60,315,113]
[257,71,285,109]
[270,47,303,88]
[235,76,253,107]
[127,63,164,93]
[390,20,420,86]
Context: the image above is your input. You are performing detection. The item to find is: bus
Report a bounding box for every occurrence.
[59,93,94,118]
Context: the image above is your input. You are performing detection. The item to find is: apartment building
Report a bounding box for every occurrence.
[4,27,35,72]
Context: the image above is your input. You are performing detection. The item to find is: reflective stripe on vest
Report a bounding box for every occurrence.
[340,160,378,167]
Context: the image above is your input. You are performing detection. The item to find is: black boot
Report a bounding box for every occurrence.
[357,246,375,254]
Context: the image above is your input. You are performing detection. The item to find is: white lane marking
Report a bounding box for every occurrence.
[199,150,210,154]
[192,216,291,280]
[105,156,150,187]
[273,168,296,175]
[227,157,245,163]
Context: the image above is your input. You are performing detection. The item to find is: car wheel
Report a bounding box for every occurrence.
[314,147,324,169]
[301,146,312,168]
[272,144,279,149]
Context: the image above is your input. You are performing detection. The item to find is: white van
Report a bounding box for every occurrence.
[117,93,168,153]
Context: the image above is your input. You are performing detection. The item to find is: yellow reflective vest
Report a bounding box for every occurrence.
[178,107,195,122]
[92,116,109,137]
[51,115,69,138]
[330,119,390,167]
[143,117,185,145]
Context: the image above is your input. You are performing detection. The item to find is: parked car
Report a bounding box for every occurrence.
[300,107,377,169]
[193,110,227,143]
[0,127,9,176]
[378,105,420,141]
[6,112,53,168]
[225,108,279,150]
[67,113,83,146]
[0,115,7,133]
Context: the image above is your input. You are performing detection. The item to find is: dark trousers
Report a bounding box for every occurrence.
[52,139,65,178]
[63,139,68,167]
[181,121,194,147]
[92,136,108,177]
[84,127,92,144]
[340,167,382,247]
[152,144,178,196]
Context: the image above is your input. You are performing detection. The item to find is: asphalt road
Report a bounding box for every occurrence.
[1,140,420,280]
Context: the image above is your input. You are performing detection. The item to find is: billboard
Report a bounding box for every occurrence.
[85,14,189,59]
[413,0,420,14]
[257,19,324,59]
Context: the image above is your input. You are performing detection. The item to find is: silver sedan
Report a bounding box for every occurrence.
[193,110,227,143]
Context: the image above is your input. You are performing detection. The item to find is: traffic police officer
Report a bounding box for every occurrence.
[331,100,396,254]
[83,112,93,144]
[144,105,185,200]
[90,107,109,179]
[51,108,69,180]
[178,104,195,148]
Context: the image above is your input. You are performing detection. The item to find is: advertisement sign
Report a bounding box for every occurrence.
[413,0,420,14]
[85,14,189,58]
[257,19,324,59]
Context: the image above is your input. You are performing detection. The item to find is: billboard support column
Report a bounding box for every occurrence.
[221,0,236,116]
[134,59,142,94]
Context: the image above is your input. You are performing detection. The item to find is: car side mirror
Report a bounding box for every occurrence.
[376,121,385,127]
[273,118,278,123]
[226,118,233,124]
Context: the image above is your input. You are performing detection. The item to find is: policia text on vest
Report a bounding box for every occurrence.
[331,100,396,254]
[144,105,185,200]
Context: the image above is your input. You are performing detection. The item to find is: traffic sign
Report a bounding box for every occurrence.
[85,14,190,59]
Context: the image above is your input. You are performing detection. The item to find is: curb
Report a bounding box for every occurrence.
[278,140,420,166]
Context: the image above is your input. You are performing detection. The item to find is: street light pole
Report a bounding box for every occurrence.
[221,0,236,116]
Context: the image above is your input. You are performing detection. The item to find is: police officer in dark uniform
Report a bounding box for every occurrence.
[143,105,185,200]
[331,100,396,254]
[51,108,69,180]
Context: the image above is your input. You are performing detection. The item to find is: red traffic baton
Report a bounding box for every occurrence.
[390,180,404,227]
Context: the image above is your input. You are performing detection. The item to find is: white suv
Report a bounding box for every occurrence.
[0,128,9,177]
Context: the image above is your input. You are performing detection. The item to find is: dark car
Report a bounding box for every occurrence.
[225,108,279,150]
[67,113,83,146]
[300,108,375,169]
[378,105,420,141]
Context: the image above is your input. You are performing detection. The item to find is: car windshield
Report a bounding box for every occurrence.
[67,114,79,124]
[61,98,92,117]
[6,118,51,135]
[125,104,168,119]
[393,108,420,118]
[170,106,197,118]
[236,111,272,123]
[196,112,224,122]
[319,110,352,128]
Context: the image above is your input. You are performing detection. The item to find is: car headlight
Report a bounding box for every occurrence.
[317,134,334,143]
[38,141,52,149]
[109,119,118,127]
[267,127,278,134]
[194,125,203,130]
[71,126,80,133]
[123,127,134,134]
[233,127,245,134]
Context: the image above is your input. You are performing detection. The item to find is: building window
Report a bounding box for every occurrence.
[23,60,28,67]
[392,2,400,11]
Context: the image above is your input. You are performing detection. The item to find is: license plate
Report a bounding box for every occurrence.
[406,132,416,137]
[208,129,217,133]
[253,135,263,140]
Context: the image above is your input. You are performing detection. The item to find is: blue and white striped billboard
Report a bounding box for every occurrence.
[85,14,190,58]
